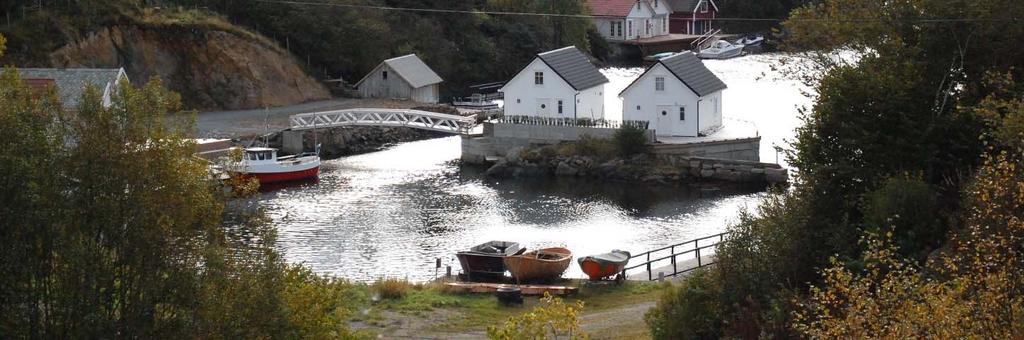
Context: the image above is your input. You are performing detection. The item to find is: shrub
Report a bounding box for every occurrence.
[862,175,942,260]
[575,135,617,161]
[613,124,650,157]
[644,269,723,340]
[374,278,411,300]
[487,292,588,340]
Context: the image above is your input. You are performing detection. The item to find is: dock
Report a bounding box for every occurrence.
[618,33,740,55]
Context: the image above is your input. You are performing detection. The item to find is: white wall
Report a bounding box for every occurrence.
[410,84,439,104]
[576,84,606,120]
[500,59,580,119]
[593,18,626,41]
[621,63,722,137]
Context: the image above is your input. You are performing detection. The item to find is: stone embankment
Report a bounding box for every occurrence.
[267,126,447,159]
[483,147,787,185]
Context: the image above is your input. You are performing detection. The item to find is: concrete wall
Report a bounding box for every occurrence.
[651,137,760,161]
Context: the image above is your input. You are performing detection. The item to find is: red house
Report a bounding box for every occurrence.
[667,0,718,35]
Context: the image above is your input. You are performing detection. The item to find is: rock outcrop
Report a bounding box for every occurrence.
[49,25,329,111]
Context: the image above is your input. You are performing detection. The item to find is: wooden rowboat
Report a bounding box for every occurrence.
[578,250,631,280]
[503,247,572,282]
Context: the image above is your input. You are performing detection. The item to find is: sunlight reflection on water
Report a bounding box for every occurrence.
[262,53,810,282]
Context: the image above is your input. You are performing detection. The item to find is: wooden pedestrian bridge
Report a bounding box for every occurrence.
[289,108,478,134]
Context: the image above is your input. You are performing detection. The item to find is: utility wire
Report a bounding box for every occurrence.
[253,0,1021,23]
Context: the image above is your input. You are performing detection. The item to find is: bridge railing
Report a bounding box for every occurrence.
[622,231,730,281]
[289,108,477,134]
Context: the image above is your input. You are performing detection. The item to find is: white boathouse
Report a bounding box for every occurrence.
[499,46,609,119]
[620,52,726,137]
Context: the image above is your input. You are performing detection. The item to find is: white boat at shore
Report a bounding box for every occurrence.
[231,147,321,184]
[697,40,745,59]
[734,35,765,47]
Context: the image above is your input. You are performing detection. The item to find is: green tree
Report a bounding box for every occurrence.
[0,69,358,338]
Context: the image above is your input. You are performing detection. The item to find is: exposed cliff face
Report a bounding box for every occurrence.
[49,26,329,111]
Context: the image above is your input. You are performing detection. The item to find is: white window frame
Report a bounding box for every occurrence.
[679,106,686,121]
[557,100,564,114]
[655,77,665,91]
[700,1,709,13]
[534,71,544,85]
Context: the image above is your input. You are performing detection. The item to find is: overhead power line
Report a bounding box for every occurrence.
[253,0,1021,23]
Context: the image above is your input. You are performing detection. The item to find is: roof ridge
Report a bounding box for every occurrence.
[539,46,577,56]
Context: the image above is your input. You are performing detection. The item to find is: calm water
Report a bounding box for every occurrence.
[260,53,810,282]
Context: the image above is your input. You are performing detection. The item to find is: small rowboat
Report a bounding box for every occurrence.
[503,247,573,282]
[578,250,631,281]
[456,241,523,281]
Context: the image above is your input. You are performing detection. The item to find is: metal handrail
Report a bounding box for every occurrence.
[622,231,731,281]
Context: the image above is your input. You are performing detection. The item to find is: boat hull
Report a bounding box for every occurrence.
[249,166,320,184]
[457,241,521,281]
[504,247,572,282]
[577,250,631,280]
[698,47,744,59]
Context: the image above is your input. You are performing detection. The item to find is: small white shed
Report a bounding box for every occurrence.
[620,52,726,137]
[499,46,609,120]
[355,54,443,104]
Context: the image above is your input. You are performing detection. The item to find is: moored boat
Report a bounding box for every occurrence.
[231,147,321,184]
[456,241,523,281]
[503,247,573,282]
[697,39,744,59]
[578,250,631,281]
[734,35,765,47]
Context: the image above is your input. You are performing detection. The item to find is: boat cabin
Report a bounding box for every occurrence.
[244,147,278,162]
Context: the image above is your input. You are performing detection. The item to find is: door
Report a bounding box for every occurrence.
[536,98,551,116]
[656,105,674,137]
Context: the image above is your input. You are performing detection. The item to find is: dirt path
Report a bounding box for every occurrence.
[580,301,656,339]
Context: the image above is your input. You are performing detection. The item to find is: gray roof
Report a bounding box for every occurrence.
[537,46,609,91]
[358,54,443,88]
[619,52,726,97]
[17,68,126,108]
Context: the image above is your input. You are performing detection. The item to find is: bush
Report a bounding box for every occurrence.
[862,176,942,260]
[613,124,650,157]
[644,269,723,340]
[487,292,588,340]
[575,135,618,161]
[374,278,411,300]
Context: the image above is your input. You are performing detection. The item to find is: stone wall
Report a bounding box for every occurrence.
[656,154,788,184]
[651,137,761,162]
[462,122,657,163]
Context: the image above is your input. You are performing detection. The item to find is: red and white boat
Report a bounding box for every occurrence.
[232,147,321,184]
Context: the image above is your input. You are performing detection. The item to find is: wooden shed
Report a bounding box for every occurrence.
[355,54,443,104]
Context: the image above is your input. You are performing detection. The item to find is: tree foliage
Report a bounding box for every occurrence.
[647,0,1024,336]
[0,69,360,338]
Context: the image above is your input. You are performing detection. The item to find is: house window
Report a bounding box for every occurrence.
[654,0,657,8]
[663,17,667,32]
[662,110,668,116]
[636,105,642,110]
[517,99,521,104]
[655,77,665,91]
[617,21,623,36]
[609,22,615,36]
[534,72,544,85]
[382,70,388,80]
[679,106,686,120]
[700,1,708,13]
[557,100,563,114]
[646,20,651,35]
[628,21,633,38]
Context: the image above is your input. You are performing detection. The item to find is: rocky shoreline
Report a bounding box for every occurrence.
[266,126,449,159]
[483,147,788,185]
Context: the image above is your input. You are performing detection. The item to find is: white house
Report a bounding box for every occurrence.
[499,46,609,119]
[620,52,726,137]
[355,54,443,104]
[17,68,129,110]
[589,0,672,41]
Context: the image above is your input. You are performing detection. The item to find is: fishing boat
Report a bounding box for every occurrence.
[231,147,321,184]
[578,250,631,281]
[697,39,745,59]
[456,241,523,281]
[503,247,573,282]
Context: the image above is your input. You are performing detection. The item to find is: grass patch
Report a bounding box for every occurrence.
[373,278,412,300]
